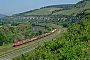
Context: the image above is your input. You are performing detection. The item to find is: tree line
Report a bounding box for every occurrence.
[0,23,32,46]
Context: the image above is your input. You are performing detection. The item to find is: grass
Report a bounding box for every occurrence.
[88,49,90,59]
[63,27,67,33]
[84,2,90,9]
[25,8,61,15]
[53,2,90,16]
[53,8,83,16]
[87,42,90,59]
[0,29,61,58]
[17,1,90,16]
[0,44,13,50]
[24,2,90,16]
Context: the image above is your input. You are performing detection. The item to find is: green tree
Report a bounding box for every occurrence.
[38,30,42,35]
[0,30,8,46]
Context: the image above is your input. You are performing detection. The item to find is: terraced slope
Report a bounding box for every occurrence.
[53,1,90,16]
[12,0,90,16]
[24,1,90,16]
[25,8,61,15]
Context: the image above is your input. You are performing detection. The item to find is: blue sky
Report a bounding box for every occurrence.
[0,0,81,15]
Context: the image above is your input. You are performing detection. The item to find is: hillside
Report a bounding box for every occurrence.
[0,14,7,18]
[1,0,89,27]
[13,4,74,16]
[11,13,90,60]
[25,8,61,15]
[53,0,90,16]
[14,0,90,16]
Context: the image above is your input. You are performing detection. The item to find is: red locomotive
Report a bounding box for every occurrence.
[13,29,57,47]
[13,41,23,47]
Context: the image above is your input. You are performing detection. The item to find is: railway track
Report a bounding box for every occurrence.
[0,26,64,60]
[0,29,56,54]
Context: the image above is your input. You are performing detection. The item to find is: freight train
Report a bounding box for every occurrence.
[13,29,57,47]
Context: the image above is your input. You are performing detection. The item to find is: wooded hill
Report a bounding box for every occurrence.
[0,14,7,18]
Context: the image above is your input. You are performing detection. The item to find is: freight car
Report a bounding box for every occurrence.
[13,29,57,47]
